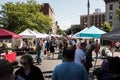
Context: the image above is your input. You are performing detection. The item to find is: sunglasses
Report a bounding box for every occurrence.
[20,62,27,65]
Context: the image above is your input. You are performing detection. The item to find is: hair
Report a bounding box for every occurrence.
[109,57,120,74]
[0,59,13,78]
[80,42,87,51]
[90,44,95,51]
[21,54,34,66]
[63,47,75,60]
[80,42,87,47]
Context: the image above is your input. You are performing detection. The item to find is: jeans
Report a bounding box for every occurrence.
[36,51,41,64]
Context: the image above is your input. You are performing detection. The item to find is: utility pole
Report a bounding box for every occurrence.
[87,0,90,27]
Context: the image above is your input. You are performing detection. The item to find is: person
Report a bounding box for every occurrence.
[74,42,86,66]
[52,47,88,80]
[45,39,50,58]
[42,39,47,55]
[15,54,44,80]
[110,41,115,48]
[49,41,55,59]
[36,40,42,64]
[93,57,120,80]
[100,56,112,80]
[109,57,120,80]
[105,47,113,57]
[76,39,81,48]
[115,42,120,51]
[0,59,24,80]
[94,40,100,58]
[85,44,95,73]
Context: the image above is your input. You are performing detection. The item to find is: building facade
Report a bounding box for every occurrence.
[40,3,58,34]
[80,12,105,29]
[104,0,120,29]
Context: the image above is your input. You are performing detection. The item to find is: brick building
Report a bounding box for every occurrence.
[80,12,105,29]
[40,3,58,34]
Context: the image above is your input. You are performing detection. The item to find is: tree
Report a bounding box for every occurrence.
[57,28,65,35]
[64,28,71,35]
[0,0,52,33]
[103,22,112,32]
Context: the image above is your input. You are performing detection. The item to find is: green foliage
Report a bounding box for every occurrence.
[57,28,65,35]
[64,28,72,35]
[65,25,82,35]
[0,0,52,33]
[116,8,120,20]
[103,22,112,32]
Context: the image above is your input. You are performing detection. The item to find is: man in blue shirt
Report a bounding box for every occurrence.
[74,43,86,65]
[52,47,88,80]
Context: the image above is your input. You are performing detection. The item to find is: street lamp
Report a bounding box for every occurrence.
[87,0,90,27]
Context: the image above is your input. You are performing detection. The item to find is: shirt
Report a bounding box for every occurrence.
[74,48,86,64]
[52,62,88,80]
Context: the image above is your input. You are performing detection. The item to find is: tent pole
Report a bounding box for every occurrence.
[12,38,15,52]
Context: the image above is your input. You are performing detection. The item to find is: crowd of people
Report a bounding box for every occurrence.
[0,35,120,80]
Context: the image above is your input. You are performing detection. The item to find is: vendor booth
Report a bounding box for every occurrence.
[0,28,21,39]
[101,27,120,41]
[79,26,106,38]
[0,28,21,63]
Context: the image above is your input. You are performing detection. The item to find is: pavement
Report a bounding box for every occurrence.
[15,53,62,72]
[15,51,120,80]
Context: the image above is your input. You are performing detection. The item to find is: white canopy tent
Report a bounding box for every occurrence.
[27,29,44,38]
[19,29,36,38]
[33,30,49,38]
[19,28,48,38]
[50,34,62,37]
[43,33,51,38]
[19,28,48,47]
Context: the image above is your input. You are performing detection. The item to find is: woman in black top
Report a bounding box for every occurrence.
[15,54,44,80]
[85,44,95,73]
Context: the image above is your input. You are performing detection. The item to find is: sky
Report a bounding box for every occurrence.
[0,0,105,30]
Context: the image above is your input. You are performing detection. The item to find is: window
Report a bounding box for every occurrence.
[109,4,113,10]
[109,21,112,26]
[109,12,113,19]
